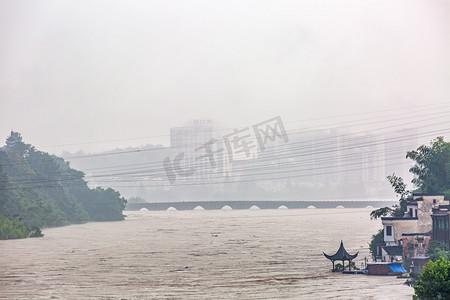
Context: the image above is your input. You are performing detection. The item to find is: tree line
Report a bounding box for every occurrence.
[0,132,127,239]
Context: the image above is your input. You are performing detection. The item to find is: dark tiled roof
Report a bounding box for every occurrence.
[381,217,418,221]
[383,246,403,256]
[401,232,431,236]
[323,241,358,261]
[431,213,449,217]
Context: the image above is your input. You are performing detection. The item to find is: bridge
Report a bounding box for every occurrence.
[125,199,397,211]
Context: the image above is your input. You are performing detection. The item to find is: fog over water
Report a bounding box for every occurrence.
[0,209,413,299]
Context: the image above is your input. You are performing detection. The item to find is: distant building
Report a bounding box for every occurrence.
[280,129,393,198]
[170,120,217,184]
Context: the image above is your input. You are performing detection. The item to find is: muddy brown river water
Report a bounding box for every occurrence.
[0,208,413,299]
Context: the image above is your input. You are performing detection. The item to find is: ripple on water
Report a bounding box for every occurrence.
[0,209,413,299]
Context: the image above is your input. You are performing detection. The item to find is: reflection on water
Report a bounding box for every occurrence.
[0,208,413,299]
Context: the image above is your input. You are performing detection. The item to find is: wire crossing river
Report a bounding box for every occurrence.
[0,208,413,299]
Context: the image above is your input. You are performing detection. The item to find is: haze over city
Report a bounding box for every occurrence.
[1,0,449,155]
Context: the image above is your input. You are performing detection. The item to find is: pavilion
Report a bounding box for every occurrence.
[323,240,358,271]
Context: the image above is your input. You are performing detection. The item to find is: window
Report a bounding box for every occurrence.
[386,225,392,236]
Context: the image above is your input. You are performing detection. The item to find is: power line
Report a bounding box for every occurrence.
[0,122,437,182]
[2,118,449,183]
[3,105,449,169]
[38,101,450,149]
[1,105,449,190]
[3,126,448,189]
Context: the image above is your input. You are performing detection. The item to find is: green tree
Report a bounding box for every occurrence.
[0,132,127,239]
[370,173,410,219]
[369,229,385,260]
[5,131,33,158]
[414,258,450,299]
[0,214,29,239]
[76,187,126,221]
[407,136,450,198]
[0,162,11,214]
[371,137,450,221]
[427,241,450,262]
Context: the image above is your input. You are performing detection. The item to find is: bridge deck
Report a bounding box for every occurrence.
[126,200,397,211]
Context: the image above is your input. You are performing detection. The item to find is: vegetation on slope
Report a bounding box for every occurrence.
[0,132,127,239]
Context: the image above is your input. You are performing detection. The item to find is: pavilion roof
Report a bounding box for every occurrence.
[323,241,358,261]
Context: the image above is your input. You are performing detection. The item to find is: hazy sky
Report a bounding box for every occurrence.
[1,0,449,154]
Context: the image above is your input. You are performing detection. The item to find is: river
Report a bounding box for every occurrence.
[0,208,413,299]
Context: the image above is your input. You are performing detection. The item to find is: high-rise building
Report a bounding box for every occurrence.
[170,120,215,184]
